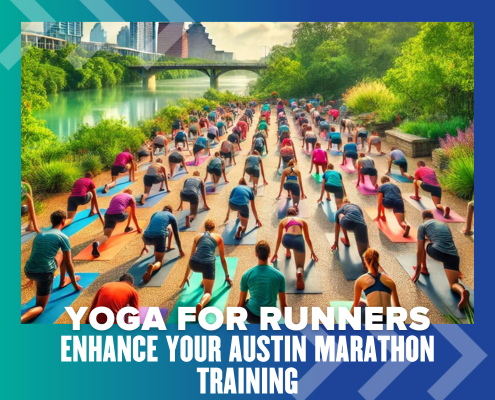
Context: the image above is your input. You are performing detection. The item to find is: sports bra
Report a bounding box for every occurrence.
[285,218,303,232]
[287,168,298,181]
[363,273,392,296]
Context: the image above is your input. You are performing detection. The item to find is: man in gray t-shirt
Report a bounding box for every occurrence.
[413,210,470,311]
[178,172,209,227]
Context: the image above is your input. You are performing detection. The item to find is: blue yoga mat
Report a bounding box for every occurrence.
[169,168,188,181]
[278,198,309,219]
[325,233,365,281]
[21,231,37,245]
[167,257,238,324]
[136,186,170,209]
[389,172,413,183]
[177,209,210,232]
[320,199,338,222]
[128,246,181,287]
[97,177,133,197]
[274,258,322,294]
[223,214,259,246]
[62,209,107,237]
[21,273,99,324]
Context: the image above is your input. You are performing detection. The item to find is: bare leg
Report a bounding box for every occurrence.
[169,163,177,178]
[394,212,410,237]
[190,203,199,221]
[196,278,215,316]
[141,185,152,205]
[236,216,249,239]
[411,180,421,200]
[432,196,450,218]
[293,250,306,290]
[463,202,474,235]
[92,227,116,257]
[65,210,77,226]
[143,251,166,283]
[105,175,119,192]
[21,293,50,324]
[444,269,470,310]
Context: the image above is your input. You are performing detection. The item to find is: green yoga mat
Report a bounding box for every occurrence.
[312,173,324,184]
[167,257,238,324]
[330,301,353,324]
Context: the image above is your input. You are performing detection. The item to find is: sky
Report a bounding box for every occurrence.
[23,22,298,60]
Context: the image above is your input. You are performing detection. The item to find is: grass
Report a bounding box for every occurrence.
[80,153,103,176]
[445,305,474,324]
[343,81,398,122]
[29,160,82,193]
[399,117,470,141]
[439,153,474,200]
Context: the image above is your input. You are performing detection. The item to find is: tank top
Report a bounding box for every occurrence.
[209,157,222,170]
[146,164,159,176]
[360,157,375,169]
[196,137,207,147]
[191,232,218,264]
[287,168,298,182]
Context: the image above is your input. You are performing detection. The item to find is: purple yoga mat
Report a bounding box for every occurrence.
[186,155,209,167]
[340,159,357,174]
[139,307,168,324]
[405,195,466,223]
[352,176,378,196]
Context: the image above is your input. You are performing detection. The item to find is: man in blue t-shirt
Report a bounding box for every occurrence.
[375,176,411,238]
[22,211,82,324]
[238,241,288,324]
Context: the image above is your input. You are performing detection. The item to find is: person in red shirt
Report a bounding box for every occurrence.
[237,120,249,140]
[66,173,104,227]
[103,149,136,194]
[411,161,451,218]
[86,274,139,325]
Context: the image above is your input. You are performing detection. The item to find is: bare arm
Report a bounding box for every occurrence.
[217,237,232,286]
[279,292,288,319]
[351,279,364,316]
[260,157,268,185]
[238,291,248,308]
[271,221,285,262]
[302,221,317,260]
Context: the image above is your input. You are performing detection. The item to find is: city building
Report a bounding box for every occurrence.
[130,22,156,53]
[21,32,66,51]
[117,26,130,48]
[89,23,107,43]
[187,23,234,61]
[43,22,83,44]
[157,22,188,58]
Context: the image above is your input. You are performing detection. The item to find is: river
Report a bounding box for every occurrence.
[36,75,256,140]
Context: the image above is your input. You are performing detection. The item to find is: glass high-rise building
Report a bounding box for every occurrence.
[43,22,83,44]
[117,26,130,48]
[130,22,156,53]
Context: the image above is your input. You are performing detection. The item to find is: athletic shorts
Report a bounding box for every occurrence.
[282,233,306,253]
[144,175,165,187]
[427,244,460,271]
[154,144,164,150]
[254,146,264,155]
[180,191,200,206]
[243,300,261,324]
[25,271,55,297]
[346,152,358,160]
[193,145,205,155]
[358,132,368,139]
[325,184,344,199]
[314,161,327,168]
[371,137,381,145]
[220,151,232,159]
[104,212,129,230]
[111,165,127,176]
[229,202,250,219]
[246,167,260,179]
[393,159,408,172]
[175,138,186,146]
[208,133,217,140]
[67,193,92,212]
[282,155,294,163]
[228,134,239,144]
[138,150,150,158]
[331,138,342,145]
[207,166,222,177]
[189,259,216,280]
[421,182,442,198]
[306,138,317,146]
[383,198,405,214]
[169,153,183,164]
[361,167,378,177]
[143,235,167,254]
[340,218,369,245]
[283,181,301,197]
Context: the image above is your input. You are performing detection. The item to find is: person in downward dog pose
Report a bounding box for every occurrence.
[278,160,306,215]
[225,179,262,240]
[375,176,411,237]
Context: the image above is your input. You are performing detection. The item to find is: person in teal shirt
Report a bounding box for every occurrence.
[216,118,227,136]
[319,164,347,209]
[238,241,288,324]
[22,211,82,324]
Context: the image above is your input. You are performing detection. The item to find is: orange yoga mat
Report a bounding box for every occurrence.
[74,220,146,261]
[365,208,418,243]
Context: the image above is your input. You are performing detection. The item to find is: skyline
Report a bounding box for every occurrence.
[23,22,298,60]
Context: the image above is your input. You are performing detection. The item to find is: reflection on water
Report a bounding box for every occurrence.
[36,76,256,140]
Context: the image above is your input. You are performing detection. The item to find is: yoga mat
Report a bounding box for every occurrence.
[206,181,228,195]
[340,159,357,174]
[21,273,99,324]
[97,177,133,197]
[303,148,312,156]
[128,246,181,287]
[21,230,37,245]
[223,213,259,246]
[312,173,324,184]
[167,257,238,324]
[389,172,413,183]
[139,307,168,324]
[136,186,169,209]
[177,209,210,232]
[396,255,474,319]
[169,167,188,181]
[74,221,145,261]
[325,233,365,281]
[320,198,338,223]
[244,173,265,197]
[274,257,322,294]
[330,301,353,325]
[365,208,418,243]
[186,155,209,167]
[62,208,107,237]
[352,177,378,196]
[139,162,151,172]
[278,197,309,219]
[404,195,466,223]
[330,144,343,156]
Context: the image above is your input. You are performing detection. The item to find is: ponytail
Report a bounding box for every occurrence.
[363,249,380,276]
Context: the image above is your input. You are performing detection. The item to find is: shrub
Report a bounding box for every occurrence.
[399,117,470,141]
[30,160,82,193]
[439,121,474,157]
[439,153,474,200]
[80,153,103,176]
[343,81,398,122]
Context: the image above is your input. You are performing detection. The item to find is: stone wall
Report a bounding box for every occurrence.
[385,129,435,158]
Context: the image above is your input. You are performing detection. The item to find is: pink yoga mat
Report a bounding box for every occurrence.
[340,159,357,174]
[139,307,168,324]
[404,195,466,223]
[186,155,209,167]
[353,176,378,196]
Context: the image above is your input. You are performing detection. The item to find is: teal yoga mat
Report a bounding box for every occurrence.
[21,273,99,324]
[396,255,474,319]
[312,173,324,184]
[21,230,37,245]
[389,172,413,183]
[97,177,133,197]
[128,246,181,287]
[167,257,238,324]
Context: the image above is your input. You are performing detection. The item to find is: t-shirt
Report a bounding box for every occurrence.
[313,148,327,164]
[418,219,458,256]
[320,121,330,130]
[196,137,207,148]
[344,143,358,154]
[89,282,139,325]
[281,138,293,147]
[24,229,71,274]
[145,211,179,239]
[182,178,203,196]
[237,121,248,135]
[217,121,227,135]
[247,156,260,169]
[279,125,290,133]
[415,167,440,187]
[254,137,265,148]
[107,193,136,215]
[390,149,406,161]
[229,185,255,206]
[70,178,95,197]
[114,152,134,167]
[209,157,223,170]
[258,122,268,131]
[379,182,402,202]
[335,204,366,225]
[323,170,342,187]
[331,132,342,141]
[241,265,286,317]
[208,126,219,136]
[153,135,166,146]
[175,131,186,141]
